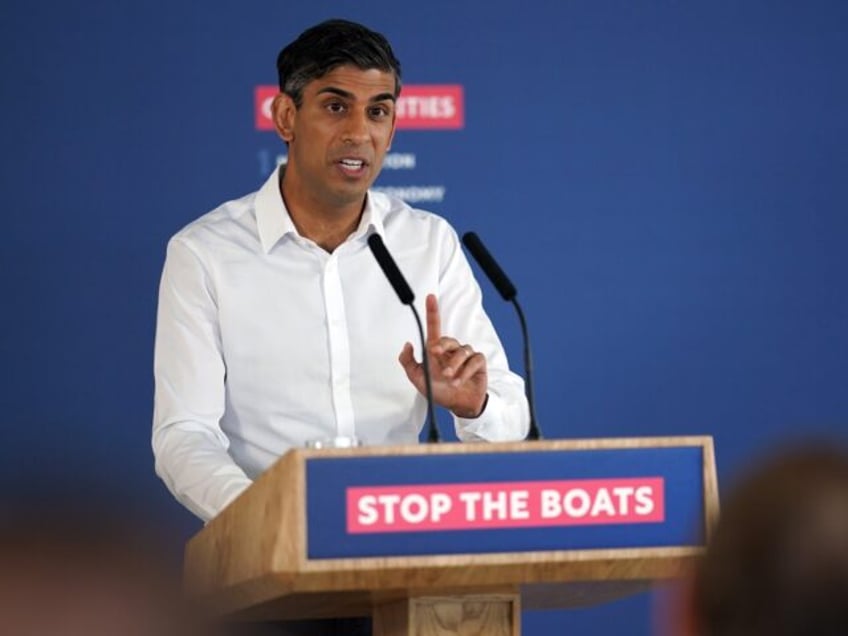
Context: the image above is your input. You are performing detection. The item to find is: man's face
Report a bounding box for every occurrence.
[273,65,397,211]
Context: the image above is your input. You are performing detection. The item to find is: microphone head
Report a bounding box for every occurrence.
[368,233,415,305]
[461,232,517,301]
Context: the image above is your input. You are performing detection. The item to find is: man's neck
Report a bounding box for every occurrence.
[279,170,365,253]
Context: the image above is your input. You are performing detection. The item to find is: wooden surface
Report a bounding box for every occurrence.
[184,436,718,620]
[374,592,520,636]
[184,449,306,611]
[701,436,720,539]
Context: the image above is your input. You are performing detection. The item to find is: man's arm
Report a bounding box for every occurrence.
[152,237,252,522]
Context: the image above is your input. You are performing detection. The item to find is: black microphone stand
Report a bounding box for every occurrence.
[408,304,440,443]
[367,233,441,443]
[511,297,541,440]
[461,232,542,441]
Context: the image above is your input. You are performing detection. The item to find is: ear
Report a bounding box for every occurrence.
[272,93,297,143]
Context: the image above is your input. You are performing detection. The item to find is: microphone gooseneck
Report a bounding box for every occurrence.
[367,234,440,443]
[367,233,414,304]
[461,232,542,441]
[461,232,516,301]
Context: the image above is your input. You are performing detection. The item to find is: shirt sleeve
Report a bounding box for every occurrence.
[152,237,252,522]
[434,223,531,442]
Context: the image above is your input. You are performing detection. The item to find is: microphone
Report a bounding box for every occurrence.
[461,232,542,440]
[367,233,440,443]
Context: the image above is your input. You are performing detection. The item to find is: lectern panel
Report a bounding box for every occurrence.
[305,446,703,559]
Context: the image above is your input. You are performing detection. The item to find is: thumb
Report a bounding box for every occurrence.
[398,342,422,385]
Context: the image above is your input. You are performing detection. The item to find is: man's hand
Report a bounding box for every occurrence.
[399,294,488,418]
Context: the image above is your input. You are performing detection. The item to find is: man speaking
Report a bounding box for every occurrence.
[152,19,528,524]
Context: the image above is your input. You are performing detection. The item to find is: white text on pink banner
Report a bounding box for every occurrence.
[346,478,665,534]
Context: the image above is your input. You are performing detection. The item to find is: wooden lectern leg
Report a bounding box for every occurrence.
[373,592,520,636]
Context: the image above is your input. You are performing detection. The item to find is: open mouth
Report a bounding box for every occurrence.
[337,157,369,176]
[339,158,365,169]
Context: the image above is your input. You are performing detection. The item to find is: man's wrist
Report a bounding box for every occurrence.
[453,393,489,419]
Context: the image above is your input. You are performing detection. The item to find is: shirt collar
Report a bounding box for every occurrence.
[352,190,387,242]
[255,165,388,253]
[255,165,295,253]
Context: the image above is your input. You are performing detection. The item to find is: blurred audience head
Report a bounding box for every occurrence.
[691,441,848,636]
[0,493,211,636]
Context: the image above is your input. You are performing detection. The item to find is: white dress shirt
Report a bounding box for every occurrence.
[152,167,529,521]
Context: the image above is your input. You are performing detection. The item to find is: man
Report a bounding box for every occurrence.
[152,19,529,524]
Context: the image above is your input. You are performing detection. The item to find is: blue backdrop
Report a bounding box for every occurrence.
[2,1,846,633]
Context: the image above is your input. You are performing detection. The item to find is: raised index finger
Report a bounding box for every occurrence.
[425,294,441,346]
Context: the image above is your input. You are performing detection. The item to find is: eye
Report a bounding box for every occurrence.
[325,101,346,114]
[369,104,392,119]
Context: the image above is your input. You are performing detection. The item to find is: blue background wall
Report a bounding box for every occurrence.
[2,1,846,633]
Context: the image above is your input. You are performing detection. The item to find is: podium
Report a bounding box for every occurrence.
[184,437,718,635]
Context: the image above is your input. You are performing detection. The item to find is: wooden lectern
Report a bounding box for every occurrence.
[184,437,718,635]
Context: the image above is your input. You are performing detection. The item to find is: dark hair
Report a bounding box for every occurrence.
[276,19,402,107]
[692,443,848,636]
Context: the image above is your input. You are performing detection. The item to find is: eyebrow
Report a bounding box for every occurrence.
[316,87,397,103]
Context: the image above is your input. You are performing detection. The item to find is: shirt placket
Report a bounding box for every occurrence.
[322,253,355,438]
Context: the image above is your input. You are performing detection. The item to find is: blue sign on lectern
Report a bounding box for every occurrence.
[305,446,705,560]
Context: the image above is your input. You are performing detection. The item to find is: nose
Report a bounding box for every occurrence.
[342,109,370,145]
